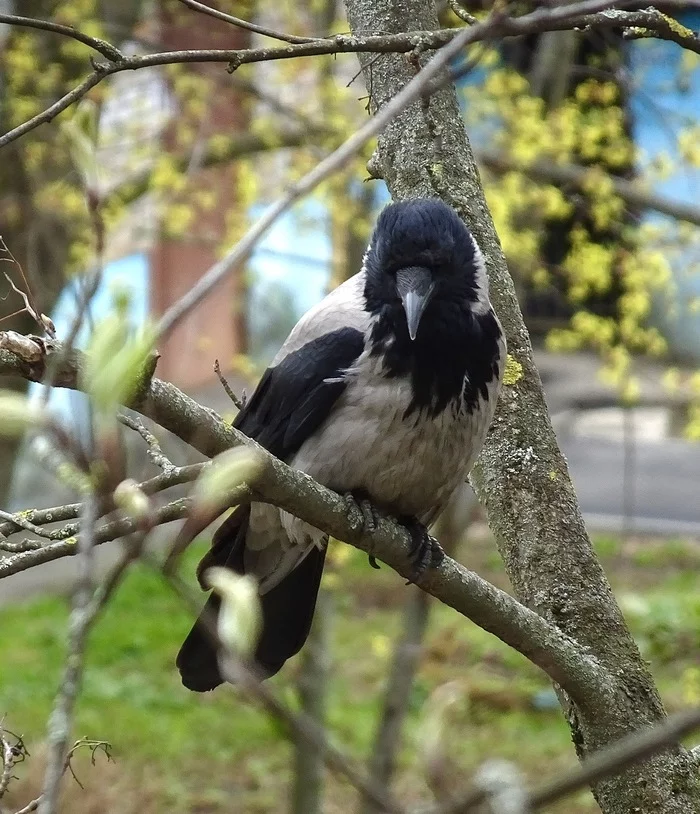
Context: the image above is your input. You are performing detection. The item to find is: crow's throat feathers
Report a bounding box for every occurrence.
[361,198,502,415]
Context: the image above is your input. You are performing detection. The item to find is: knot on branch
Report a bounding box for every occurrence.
[0,331,44,364]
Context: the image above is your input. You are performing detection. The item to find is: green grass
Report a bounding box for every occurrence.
[2,535,700,812]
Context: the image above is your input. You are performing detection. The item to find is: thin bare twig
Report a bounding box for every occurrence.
[117,413,177,473]
[0,535,45,553]
[447,0,477,25]
[0,307,28,325]
[39,493,99,814]
[0,509,61,540]
[214,359,246,410]
[0,31,457,150]
[0,70,105,149]
[176,0,316,44]
[427,707,700,813]
[0,498,191,578]
[0,237,55,337]
[0,463,203,543]
[1,272,35,317]
[2,1,698,152]
[13,797,41,814]
[0,13,123,61]
[1,722,27,799]
[9,738,112,814]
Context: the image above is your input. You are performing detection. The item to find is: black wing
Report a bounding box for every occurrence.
[234,326,365,459]
[177,503,330,689]
[177,327,365,691]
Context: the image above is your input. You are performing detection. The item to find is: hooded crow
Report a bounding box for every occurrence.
[177,198,505,690]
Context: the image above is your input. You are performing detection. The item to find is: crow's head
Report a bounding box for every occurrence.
[363,198,490,341]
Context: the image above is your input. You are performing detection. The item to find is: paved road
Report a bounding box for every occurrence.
[561,433,700,536]
[541,350,700,536]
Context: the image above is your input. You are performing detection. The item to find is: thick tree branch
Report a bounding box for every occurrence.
[0,335,614,718]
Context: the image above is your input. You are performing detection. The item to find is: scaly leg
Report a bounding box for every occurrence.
[343,490,383,569]
[398,516,445,584]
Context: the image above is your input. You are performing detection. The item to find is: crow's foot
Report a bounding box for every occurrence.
[399,516,445,584]
[343,491,382,569]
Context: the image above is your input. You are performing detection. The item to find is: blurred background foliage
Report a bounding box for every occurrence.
[3,534,700,813]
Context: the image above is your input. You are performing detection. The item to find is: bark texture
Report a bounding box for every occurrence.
[342,0,700,811]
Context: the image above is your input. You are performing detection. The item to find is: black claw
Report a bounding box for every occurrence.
[344,493,363,533]
[359,501,378,534]
[430,539,445,569]
[399,516,445,584]
[344,491,382,569]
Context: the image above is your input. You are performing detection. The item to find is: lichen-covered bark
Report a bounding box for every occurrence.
[343,0,700,810]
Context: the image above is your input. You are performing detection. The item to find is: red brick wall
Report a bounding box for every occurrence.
[149,3,249,392]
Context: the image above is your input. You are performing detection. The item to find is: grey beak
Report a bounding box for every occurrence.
[396,267,434,341]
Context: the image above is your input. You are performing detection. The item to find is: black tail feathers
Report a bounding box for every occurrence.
[176,507,327,691]
[176,592,224,692]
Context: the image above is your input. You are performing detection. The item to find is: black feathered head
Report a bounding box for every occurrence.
[363,198,490,341]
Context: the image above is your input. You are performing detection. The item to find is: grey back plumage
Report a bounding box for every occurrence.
[271,271,369,365]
